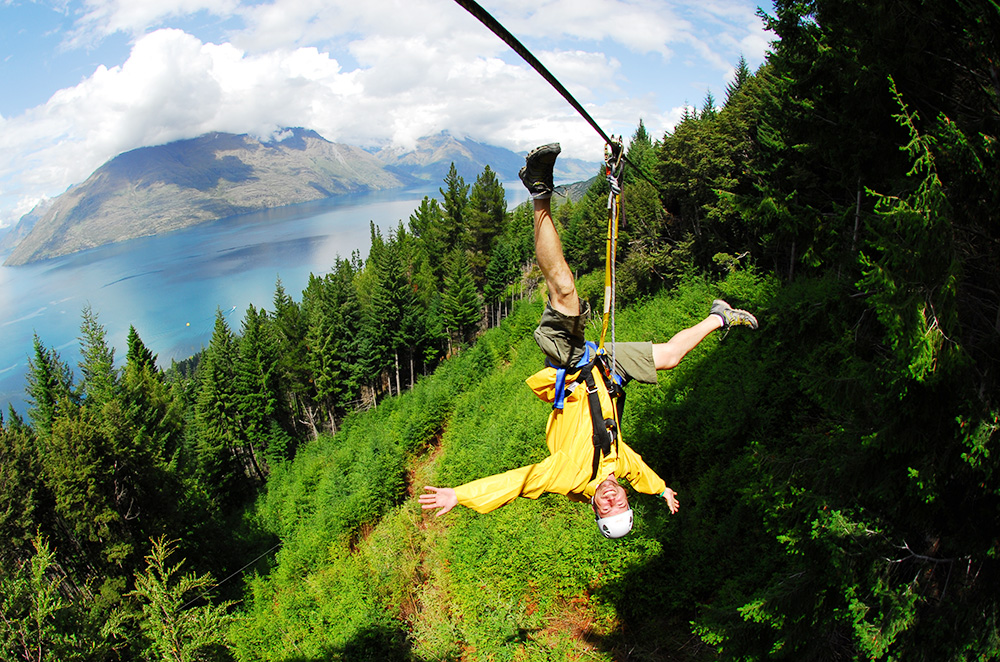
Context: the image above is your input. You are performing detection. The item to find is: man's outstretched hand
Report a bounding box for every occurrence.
[419,486,458,516]
[663,487,680,514]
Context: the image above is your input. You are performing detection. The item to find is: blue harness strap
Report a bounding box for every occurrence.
[549,341,596,410]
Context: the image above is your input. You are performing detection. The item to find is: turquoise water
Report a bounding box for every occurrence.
[0,186,459,415]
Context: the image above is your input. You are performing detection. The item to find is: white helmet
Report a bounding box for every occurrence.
[595,509,633,539]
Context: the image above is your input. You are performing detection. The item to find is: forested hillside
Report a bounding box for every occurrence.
[2,0,998,660]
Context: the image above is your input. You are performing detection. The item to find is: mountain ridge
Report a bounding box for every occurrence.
[4,129,407,266]
[3,129,600,266]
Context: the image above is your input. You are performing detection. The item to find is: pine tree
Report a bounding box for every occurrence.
[625,119,658,186]
[701,90,718,119]
[193,311,245,505]
[271,278,310,434]
[77,305,118,409]
[235,304,278,477]
[441,249,481,350]
[465,166,507,283]
[725,54,752,106]
[483,240,514,327]
[125,325,157,373]
[0,413,43,562]
[104,324,183,545]
[302,264,365,432]
[44,406,130,567]
[25,335,75,440]
[440,162,469,254]
[408,195,447,281]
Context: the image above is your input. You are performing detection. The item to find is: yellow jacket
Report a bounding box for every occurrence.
[454,363,667,513]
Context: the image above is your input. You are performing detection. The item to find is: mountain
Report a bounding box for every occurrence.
[373,132,600,185]
[4,129,408,266]
[0,198,52,257]
[555,176,599,204]
[4,129,602,266]
[374,132,525,183]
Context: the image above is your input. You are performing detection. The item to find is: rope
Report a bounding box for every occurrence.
[180,539,282,610]
[452,0,660,191]
[600,138,625,381]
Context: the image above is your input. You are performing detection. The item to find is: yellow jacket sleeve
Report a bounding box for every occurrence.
[615,441,667,497]
[453,449,591,514]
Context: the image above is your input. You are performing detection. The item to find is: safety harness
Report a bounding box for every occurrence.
[550,341,627,482]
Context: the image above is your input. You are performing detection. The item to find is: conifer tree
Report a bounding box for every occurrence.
[408,195,447,281]
[193,311,245,505]
[25,335,75,440]
[105,324,183,543]
[701,90,718,119]
[441,249,481,350]
[330,258,365,415]
[465,166,507,283]
[235,304,279,476]
[303,277,341,432]
[44,406,130,567]
[302,262,364,432]
[77,305,118,409]
[564,174,611,273]
[271,278,310,434]
[125,325,157,373]
[483,240,514,327]
[0,536,91,662]
[625,119,658,186]
[0,412,43,563]
[440,162,469,254]
[106,536,233,662]
[725,54,752,106]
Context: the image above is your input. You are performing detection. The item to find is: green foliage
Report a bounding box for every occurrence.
[77,305,119,408]
[441,248,482,348]
[0,414,43,561]
[194,310,250,504]
[25,335,75,439]
[0,536,95,661]
[563,171,610,273]
[860,81,962,384]
[465,165,507,282]
[106,536,235,662]
[439,162,469,256]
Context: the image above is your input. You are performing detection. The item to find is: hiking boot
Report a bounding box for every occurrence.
[710,299,758,330]
[519,143,561,199]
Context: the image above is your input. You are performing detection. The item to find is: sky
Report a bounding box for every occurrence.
[0,0,774,228]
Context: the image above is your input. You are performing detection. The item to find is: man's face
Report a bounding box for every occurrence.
[592,476,629,518]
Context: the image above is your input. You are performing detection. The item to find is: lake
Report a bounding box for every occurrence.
[0,184,527,416]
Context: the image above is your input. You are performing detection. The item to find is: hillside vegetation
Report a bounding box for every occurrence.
[2,0,999,660]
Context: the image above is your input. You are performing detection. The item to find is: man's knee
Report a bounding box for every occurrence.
[547,280,579,316]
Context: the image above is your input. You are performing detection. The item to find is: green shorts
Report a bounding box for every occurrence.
[534,300,657,384]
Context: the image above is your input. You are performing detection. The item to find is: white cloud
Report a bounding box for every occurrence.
[0,29,361,224]
[66,0,241,47]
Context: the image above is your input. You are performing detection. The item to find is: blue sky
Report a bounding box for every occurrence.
[0,0,773,227]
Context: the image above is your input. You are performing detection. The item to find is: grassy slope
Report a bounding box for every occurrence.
[229,269,774,661]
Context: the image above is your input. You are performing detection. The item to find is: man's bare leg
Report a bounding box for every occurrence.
[533,198,579,316]
[520,142,577,316]
[652,301,758,370]
[652,316,723,370]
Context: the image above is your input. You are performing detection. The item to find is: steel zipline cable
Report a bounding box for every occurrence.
[452,0,661,190]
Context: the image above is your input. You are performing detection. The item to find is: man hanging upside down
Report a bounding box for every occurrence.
[419,143,758,538]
